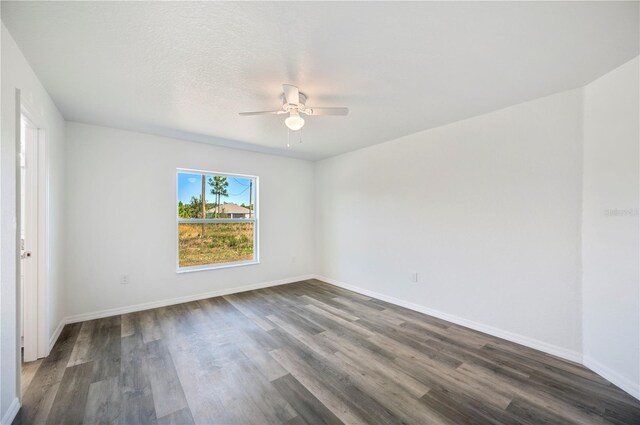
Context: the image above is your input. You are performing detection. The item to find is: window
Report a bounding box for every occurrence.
[176,169,258,271]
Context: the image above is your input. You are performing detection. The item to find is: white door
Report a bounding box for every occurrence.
[21,115,39,363]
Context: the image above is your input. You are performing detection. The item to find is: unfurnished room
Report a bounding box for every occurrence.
[1,1,639,424]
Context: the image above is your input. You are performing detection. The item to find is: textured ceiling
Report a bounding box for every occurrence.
[2,1,638,160]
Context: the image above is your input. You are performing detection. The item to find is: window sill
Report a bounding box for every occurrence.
[176,260,260,274]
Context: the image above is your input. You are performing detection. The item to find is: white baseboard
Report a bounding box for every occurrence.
[313,275,583,364]
[1,398,20,425]
[48,274,314,349]
[49,319,66,353]
[583,356,640,400]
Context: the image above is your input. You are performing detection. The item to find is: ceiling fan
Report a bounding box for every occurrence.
[239,84,349,132]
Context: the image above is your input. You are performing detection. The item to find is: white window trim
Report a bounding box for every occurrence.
[175,168,259,273]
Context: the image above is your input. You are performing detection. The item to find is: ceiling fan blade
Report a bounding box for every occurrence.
[305,107,349,116]
[283,84,300,105]
[239,110,284,116]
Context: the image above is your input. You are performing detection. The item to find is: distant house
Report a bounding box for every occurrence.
[206,203,252,219]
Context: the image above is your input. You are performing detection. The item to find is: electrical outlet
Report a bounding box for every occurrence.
[411,272,418,283]
[120,274,130,285]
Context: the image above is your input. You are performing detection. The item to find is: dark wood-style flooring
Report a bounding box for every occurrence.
[14,280,640,424]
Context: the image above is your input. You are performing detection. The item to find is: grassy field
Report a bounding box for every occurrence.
[178,223,254,267]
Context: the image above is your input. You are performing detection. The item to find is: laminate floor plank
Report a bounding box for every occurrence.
[271,374,344,425]
[400,319,496,352]
[231,356,299,424]
[83,376,122,425]
[267,313,321,340]
[306,280,372,302]
[16,280,640,425]
[269,346,379,425]
[271,306,327,335]
[14,323,82,424]
[119,391,158,425]
[270,327,340,358]
[332,338,430,398]
[120,331,157,425]
[46,362,93,425]
[15,382,60,425]
[91,317,122,383]
[67,320,99,367]
[367,330,464,370]
[419,335,533,380]
[480,344,625,398]
[236,333,290,381]
[454,362,602,424]
[199,297,255,332]
[145,339,190,419]
[388,348,515,411]
[223,293,277,331]
[506,397,581,425]
[326,297,403,327]
[156,407,195,425]
[121,312,137,338]
[318,327,397,361]
[300,295,360,322]
[270,328,392,423]
[421,388,525,425]
[156,304,196,340]
[464,359,638,423]
[21,358,43,397]
[139,308,163,344]
[303,304,374,338]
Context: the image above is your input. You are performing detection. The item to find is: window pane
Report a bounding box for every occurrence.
[177,173,206,219]
[205,174,254,218]
[177,172,255,219]
[178,222,254,267]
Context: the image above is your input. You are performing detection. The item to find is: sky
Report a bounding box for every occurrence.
[177,172,254,206]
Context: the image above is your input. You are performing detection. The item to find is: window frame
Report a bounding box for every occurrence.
[175,168,259,273]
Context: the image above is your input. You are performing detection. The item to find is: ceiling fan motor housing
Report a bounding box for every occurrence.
[283,92,307,112]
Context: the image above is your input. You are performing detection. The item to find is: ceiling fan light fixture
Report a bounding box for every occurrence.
[285,111,305,131]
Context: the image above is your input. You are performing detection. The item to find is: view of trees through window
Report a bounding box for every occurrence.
[177,171,256,269]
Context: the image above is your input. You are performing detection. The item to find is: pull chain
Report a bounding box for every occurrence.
[286,128,303,148]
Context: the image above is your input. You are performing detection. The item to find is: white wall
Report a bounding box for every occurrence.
[582,57,639,398]
[1,24,67,423]
[315,88,584,359]
[64,122,314,318]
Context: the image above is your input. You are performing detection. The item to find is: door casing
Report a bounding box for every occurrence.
[19,101,50,366]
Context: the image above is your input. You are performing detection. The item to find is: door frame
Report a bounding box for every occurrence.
[19,101,50,361]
